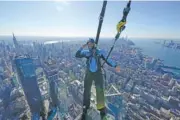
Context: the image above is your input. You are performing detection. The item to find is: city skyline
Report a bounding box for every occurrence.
[0,1,180,39]
[0,24,180,119]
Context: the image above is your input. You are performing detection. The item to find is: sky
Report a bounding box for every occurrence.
[0,1,180,39]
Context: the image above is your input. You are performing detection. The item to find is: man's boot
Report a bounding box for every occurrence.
[81,107,88,120]
[81,112,86,120]
[99,107,107,120]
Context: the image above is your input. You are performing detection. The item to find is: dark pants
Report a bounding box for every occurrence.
[83,70,105,113]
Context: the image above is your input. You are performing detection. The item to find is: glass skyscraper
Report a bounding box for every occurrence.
[14,57,42,114]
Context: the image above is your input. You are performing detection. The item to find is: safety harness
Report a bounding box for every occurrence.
[101,0,131,67]
[93,0,131,81]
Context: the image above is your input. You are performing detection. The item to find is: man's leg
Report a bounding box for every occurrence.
[94,72,106,118]
[82,71,93,119]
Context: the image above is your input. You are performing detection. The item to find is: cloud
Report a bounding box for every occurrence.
[54,0,70,6]
[54,0,70,12]
[56,6,64,12]
[60,1,70,6]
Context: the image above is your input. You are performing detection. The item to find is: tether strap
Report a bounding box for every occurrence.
[102,0,131,67]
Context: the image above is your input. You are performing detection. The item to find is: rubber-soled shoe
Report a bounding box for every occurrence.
[100,107,107,120]
[81,112,86,120]
[81,106,88,120]
[101,115,109,120]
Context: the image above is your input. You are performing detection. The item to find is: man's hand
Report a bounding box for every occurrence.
[82,44,87,49]
[115,66,120,72]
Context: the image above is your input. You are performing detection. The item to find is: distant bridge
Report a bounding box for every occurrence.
[160,65,180,71]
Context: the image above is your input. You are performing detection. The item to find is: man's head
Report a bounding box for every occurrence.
[87,38,95,50]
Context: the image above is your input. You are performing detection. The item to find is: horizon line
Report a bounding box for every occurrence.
[0,35,180,40]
